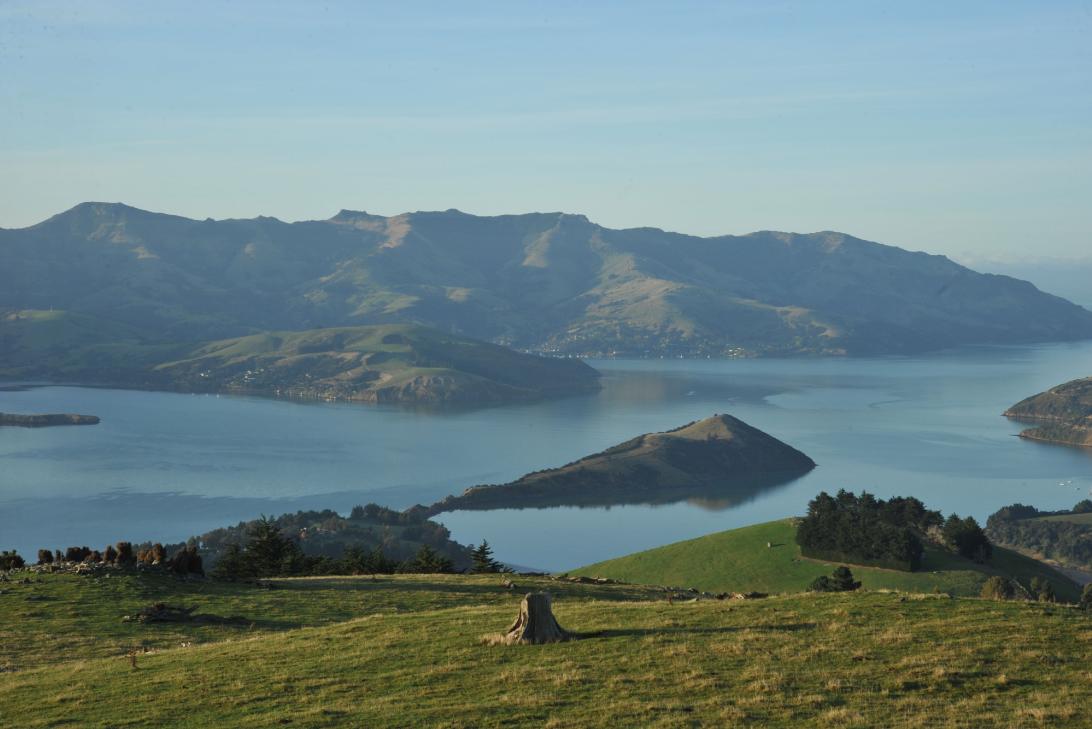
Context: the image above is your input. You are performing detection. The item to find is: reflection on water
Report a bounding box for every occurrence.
[2,340,1092,570]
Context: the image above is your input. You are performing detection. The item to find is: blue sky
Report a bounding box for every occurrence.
[2,1,1090,260]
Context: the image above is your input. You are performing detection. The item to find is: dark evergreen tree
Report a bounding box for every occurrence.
[402,544,455,574]
[470,540,503,573]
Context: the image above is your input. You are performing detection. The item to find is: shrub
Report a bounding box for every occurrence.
[37,549,53,565]
[103,545,118,563]
[65,546,91,562]
[981,576,1018,600]
[0,550,26,570]
[115,542,135,565]
[1029,576,1056,603]
[401,544,455,574]
[943,515,992,562]
[167,545,204,575]
[1081,584,1092,610]
[1072,499,1092,514]
[809,566,861,592]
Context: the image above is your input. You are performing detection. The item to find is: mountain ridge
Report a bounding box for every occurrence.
[3,202,1091,356]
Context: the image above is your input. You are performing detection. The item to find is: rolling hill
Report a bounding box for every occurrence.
[3,202,1091,356]
[1003,376,1092,447]
[572,519,1083,601]
[0,313,599,405]
[427,414,815,512]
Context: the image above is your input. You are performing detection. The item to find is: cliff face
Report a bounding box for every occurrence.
[1004,377,1092,447]
[0,413,100,427]
[428,414,815,512]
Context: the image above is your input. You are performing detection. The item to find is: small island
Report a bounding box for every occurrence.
[0,412,100,427]
[427,413,815,513]
[1003,376,1092,447]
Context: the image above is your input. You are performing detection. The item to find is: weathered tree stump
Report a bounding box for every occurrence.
[501,592,571,645]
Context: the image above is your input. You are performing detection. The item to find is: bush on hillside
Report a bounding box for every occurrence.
[103,545,118,563]
[37,549,53,565]
[64,546,91,562]
[115,542,135,565]
[1029,576,1055,603]
[809,566,861,592]
[981,576,1019,600]
[942,515,991,562]
[0,550,26,570]
[1072,499,1092,514]
[402,545,455,574]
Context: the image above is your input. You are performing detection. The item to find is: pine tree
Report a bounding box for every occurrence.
[471,540,502,573]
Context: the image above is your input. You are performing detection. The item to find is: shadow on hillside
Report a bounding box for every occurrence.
[579,622,816,640]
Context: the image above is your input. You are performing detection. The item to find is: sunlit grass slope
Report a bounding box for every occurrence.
[572,519,1082,602]
[1,572,1089,727]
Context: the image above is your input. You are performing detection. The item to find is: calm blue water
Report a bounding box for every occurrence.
[2,341,1091,570]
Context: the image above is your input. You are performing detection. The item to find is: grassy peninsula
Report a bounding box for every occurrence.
[428,414,815,513]
[0,311,599,405]
[1004,376,1092,447]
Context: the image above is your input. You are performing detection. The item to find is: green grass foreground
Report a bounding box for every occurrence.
[572,520,1083,602]
[1,572,1090,727]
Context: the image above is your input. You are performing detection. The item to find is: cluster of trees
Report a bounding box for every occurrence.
[941,515,992,562]
[796,490,994,571]
[210,516,502,580]
[796,491,944,571]
[985,501,1092,571]
[195,504,472,571]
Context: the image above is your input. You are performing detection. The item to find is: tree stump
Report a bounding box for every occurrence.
[501,592,571,645]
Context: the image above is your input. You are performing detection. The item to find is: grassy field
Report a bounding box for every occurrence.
[571,520,1083,602]
[1,570,1090,727]
[1040,512,1092,526]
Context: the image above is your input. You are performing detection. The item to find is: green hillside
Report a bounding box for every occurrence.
[572,520,1083,602]
[0,313,599,405]
[1,570,1089,727]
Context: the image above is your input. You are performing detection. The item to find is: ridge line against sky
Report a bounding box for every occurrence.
[2,0,1090,261]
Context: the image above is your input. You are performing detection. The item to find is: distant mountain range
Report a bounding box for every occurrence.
[3,202,1092,357]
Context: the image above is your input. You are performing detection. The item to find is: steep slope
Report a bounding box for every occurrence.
[572,519,1083,601]
[428,414,815,512]
[1004,377,1092,447]
[3,202,1091,356]
[0,314,599,405]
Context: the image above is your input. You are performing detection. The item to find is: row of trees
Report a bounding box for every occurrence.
[210,516,505,580]
[3,542,205,575]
